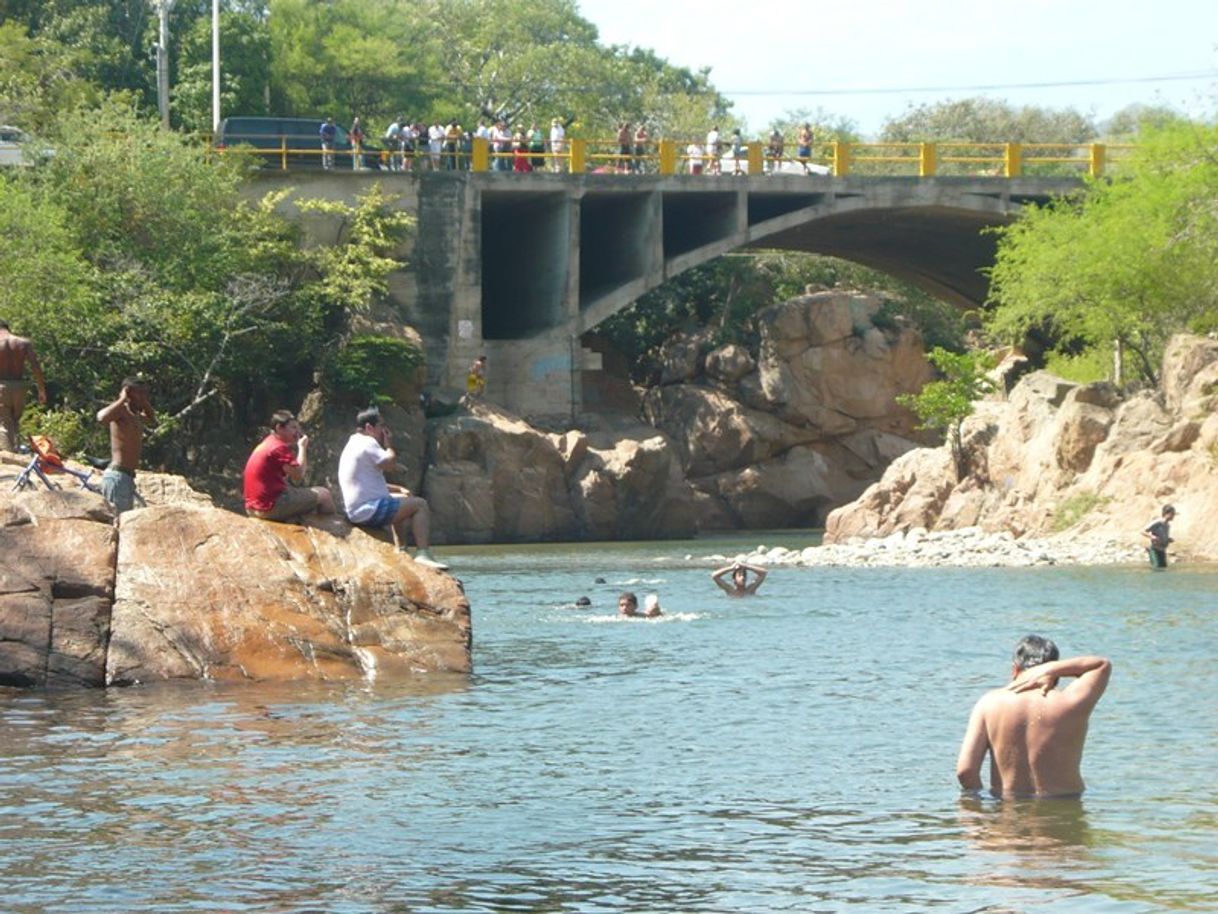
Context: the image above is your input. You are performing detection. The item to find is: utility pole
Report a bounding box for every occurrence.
[212,0,221,134]
[154,0,176,129]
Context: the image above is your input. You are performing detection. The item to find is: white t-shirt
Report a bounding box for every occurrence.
[338,432,391,522]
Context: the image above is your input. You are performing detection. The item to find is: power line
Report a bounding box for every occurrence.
[722,70,1218,97]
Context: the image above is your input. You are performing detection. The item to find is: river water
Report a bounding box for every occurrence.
[2,534,1215,913]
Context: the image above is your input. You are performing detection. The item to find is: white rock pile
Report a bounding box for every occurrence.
[704,526,1141,569]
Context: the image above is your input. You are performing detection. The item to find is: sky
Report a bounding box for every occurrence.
[575,0,1218,137]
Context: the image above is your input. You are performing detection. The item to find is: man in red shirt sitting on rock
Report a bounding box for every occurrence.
[243,410,335,521]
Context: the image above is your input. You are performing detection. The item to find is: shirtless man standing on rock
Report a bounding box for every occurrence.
[96,377,156,515]
[0,319,47,452]
[956,635,1111,798]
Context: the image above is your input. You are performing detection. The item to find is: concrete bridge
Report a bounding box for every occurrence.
[407,170,1081,418]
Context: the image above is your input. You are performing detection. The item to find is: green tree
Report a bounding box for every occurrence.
[986,121,1218,386]
[880,97,1098,176]
[268,0,440,127]
[0,21,106,130]
[881,97,1097,143]
[174,7,272,133]
[896,348,995,478]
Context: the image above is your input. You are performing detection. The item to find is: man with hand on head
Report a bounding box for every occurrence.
[96,377,156,515]
[243,410,335,522]
[712,561,767,597]
[956,634,1111,798]
[338,407,447,570]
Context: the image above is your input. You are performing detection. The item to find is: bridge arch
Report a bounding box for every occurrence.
[417,172,1081,417]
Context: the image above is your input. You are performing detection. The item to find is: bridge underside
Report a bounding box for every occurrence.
[414,173,1078,418]
[746,206,1005,310]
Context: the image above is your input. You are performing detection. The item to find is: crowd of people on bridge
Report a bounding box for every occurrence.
[318,114,825,175]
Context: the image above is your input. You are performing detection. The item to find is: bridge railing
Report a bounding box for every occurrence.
[212,137,1134,178]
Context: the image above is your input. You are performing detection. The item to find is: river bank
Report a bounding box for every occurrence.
[704,526,1144,568]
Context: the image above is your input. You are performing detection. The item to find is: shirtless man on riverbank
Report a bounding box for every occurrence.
[0,320,47,452]
[96,378,156,515]
[956,635,1111,798]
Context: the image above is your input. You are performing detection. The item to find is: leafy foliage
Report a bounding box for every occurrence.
[986,121,1218,386]
[324,335,424,405]
[896,348,995,478]
[881,97,1098,144]
[295,183,416,316]
[2,103,415,471]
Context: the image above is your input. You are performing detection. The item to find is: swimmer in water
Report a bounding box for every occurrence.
[711,561,767,597]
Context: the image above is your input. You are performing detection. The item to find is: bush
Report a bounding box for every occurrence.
[1051,491,1109,533]
[19,405,105,459]
[325,335,424,406]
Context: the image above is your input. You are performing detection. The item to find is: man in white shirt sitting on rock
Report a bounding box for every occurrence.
[338,406,448,570]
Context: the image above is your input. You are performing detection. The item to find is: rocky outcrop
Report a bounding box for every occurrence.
[642,290,932,530]
[825,334,1218,560]
[0,472,471,689]
[423,407,696,542]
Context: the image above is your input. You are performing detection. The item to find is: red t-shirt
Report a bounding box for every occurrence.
[242,434,298,512]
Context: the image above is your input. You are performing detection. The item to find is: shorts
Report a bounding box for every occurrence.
[798,145,811,158]
[349,496,401,528]
[102,466,136,515]
[249,485,319,521]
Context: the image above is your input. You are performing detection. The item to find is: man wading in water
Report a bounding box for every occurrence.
[956,635,1111,798]
[711,561,767,597]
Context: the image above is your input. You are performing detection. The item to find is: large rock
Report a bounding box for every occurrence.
[642,385,820,477]
[754,290,932,432]
[0,480,472,688]
[106,506,470,684]
[424,409,576,543]
[424,407,697,542]
[569,434,697,539]
[693,445,865,528]
[0,489,115,687]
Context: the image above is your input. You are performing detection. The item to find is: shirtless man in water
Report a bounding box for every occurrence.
[0,320,47,452]
[711,561,767,597]
[96,377,156,515]
[956,635,1111,798]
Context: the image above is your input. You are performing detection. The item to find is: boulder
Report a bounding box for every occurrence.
[569,435,697,539]
[642,385,820,477]
[0,482,472,688]
[704,343,756,383]
[1054,393,1114,473]
[106,506,471,684]
[424,410,576,542]
[693,445,864,528]
[753,290,931,432]
[824,446,955,541]
[0,489,115,687]
[1162,333,1218,414]
[657,327,714,385]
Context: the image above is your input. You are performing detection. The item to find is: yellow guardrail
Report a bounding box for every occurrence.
[213,136,1134,179]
